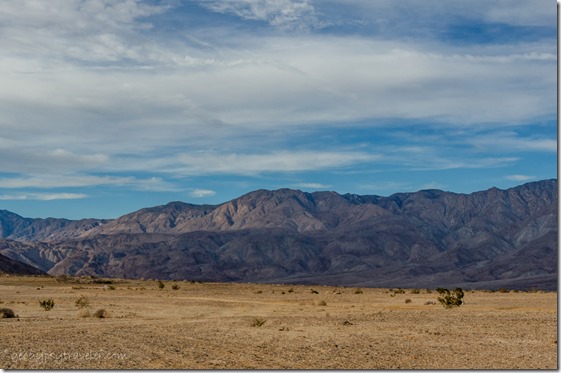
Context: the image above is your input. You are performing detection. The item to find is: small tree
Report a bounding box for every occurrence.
[437,288,464,309]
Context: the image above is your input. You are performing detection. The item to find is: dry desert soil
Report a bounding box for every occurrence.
[0,275,557,369]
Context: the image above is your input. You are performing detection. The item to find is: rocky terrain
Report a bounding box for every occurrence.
[0,179,557,289]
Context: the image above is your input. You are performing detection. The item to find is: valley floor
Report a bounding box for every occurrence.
[0,275,557,369]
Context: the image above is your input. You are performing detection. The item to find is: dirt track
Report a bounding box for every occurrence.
[0,275,557,369]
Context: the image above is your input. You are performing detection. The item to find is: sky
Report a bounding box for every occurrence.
[0,0,557,219]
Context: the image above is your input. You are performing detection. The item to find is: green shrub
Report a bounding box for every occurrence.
[39,298,55,311]
[437,288,464,309]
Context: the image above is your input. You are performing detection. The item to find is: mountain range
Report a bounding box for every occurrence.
[0,179,557,290]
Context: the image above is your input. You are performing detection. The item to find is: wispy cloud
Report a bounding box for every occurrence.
[175,151,380,175]
[189,189,217,198]
[0,192,88,201]
[506,174,535,182]
[292,182,331,190]
[201,0,324,31]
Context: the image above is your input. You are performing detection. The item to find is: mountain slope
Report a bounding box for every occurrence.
[0,180,556,289]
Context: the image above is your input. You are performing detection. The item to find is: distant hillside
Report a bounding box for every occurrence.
[0,243,46,275]
[0,180,557,289]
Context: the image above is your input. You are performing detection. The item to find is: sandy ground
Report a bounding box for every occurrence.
[0,275,557,369]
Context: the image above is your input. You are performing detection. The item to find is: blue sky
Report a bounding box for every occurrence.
[0,0,557,219]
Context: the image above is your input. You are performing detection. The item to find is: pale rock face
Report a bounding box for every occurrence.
[0,179,557,289]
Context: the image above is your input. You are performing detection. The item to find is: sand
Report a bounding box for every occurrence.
[0,275,557,369]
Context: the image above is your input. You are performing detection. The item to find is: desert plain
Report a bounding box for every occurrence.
[0,275,557,369]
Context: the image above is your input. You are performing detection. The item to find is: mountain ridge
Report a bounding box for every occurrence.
[0,179,557,289]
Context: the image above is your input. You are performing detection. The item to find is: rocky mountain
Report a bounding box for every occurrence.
[0,210,107,242]
[0,179,557,289]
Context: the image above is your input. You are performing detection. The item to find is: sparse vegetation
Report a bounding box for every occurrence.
[354,288,363,294]
[318,300,327,306]
[287,288,294,293]
[158,281,165,290]
[410,289,420,294]
[0,307,16,318]
[437,288,464,309]
[171,284,180,290]
[251,317,266,327]
[75,295,90,309]
[93,309,108,319]
[310,289,319,294]
[39,298,55,311]
[405,298,412,303]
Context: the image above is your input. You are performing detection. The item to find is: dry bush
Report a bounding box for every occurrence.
[405,298,412,303]
[39,298,55,311]
[0,308,16,318]
[93,309,108,319]
[251,318,266,327]
[171,284,180,290]
[75,295,90,309]
[317,300,327,306]
[354,288,363,294]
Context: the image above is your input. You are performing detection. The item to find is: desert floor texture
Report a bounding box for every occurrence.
[0,275,557,369]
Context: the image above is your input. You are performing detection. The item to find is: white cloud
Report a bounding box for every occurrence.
[506,174,535,182]
[175,151,379,175]
[189,189,217,198]
[293,182,331,189]
[202,0,323,31]
[469,132,557,152]
[0,192,88,201]
[0,175,177,191]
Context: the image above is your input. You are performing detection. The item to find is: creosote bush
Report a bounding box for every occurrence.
[437,288,464,309]
[39,298,55,311]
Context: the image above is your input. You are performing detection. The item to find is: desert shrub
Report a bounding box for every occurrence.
[354,288,363,294]
[255,290,263,294]
[39,298,55,311]
[158,281,165,290]
[251,318,266,327]
[93,309,108,319]
[437,288,464,309]
[498,287,509,293]
[171,284,180,290]
[108,285,116,290]
[75,295,90,309]
[394,288,405,294]
[318,300,327,306]
[310,289,319,294]
[405,298,412,303]
[424,301,436,305]
[287,288,294,293]
[0,308,16,318]
[410,289,420,294]
[425,289,432,294]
